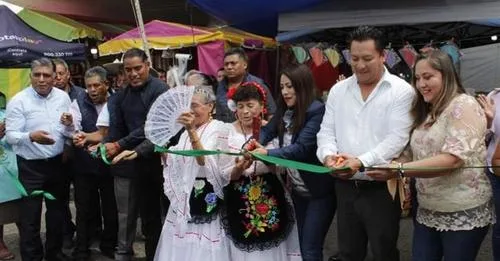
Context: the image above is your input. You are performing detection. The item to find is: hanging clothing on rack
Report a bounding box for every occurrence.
[399,44,418,68]
[341,49,352,65]
[324,48,341,68]
[384,49,401,69]
[309,46,326,66]
[307,59,339,94]
[440,40,462,72]
[291,46,309,64]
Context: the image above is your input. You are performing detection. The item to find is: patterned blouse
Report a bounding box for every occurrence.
[409,94,494,231]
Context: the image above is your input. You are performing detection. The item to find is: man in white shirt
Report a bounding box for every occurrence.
[5,58,74,261]
[317,26,415,261]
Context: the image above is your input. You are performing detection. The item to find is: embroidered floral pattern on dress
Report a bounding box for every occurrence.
[234,175,280,238]
[204,193,218,213]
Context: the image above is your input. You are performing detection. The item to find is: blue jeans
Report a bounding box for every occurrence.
[487,170,500,261]
[292,192,336,261]
[412,221,488,261]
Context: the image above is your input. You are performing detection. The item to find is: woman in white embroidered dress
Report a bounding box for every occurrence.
[367,50,493,261]
[218,82,301,261]
[153,85,230,261]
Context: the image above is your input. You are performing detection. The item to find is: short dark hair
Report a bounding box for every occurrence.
[347,26,385,54]
[123,48,148,62]
[217,67,224,72]
[85,66,108,82]
[117,64,124,75]
[232,83,263,104]
[224,47,248,63]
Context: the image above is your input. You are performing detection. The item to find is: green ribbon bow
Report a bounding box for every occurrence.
[10,172,56,200]
[98,144,112,165]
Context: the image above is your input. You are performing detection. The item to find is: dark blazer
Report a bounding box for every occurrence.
[260,100,335,198]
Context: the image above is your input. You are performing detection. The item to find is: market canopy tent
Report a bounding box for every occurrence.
[460,43,500,93]
[0,6,85,64]
[278,0,500,31]
[17,8,103,41]
[98,20,212,56]
[98,20,276,76]
[98,20,276,56]
[0,0,131,42]
[3,0,210,30]
[188,0,324,36]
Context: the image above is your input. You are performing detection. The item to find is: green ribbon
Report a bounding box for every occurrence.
[251,152,341,174]
[98,144,112,165]
[9,171,56,200]
[154,147,499,173]
[154,146,350,174]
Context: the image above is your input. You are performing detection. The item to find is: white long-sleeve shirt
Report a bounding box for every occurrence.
[5,87,73,160]
[316,68,416,179]
[69,99,105,131]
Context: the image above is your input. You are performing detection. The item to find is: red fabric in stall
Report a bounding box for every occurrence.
[307,60,339,93]
[246,50,271,87]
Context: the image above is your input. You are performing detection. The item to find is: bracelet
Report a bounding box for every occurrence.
[398,162,405,178]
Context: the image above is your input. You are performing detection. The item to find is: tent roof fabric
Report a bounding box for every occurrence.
[188,0,324,36]
[279,0,500,31]
[0,6,85,62]
[98,20,276,56]
[81,22,133,40]
[4,0,210,31]
[17,8,103,41]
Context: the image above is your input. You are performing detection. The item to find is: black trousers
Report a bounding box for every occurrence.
[335,179,401,261]
[17,155,66,261]
[113,160,165,261]
[73,170,117,258]
[60,160,76,240]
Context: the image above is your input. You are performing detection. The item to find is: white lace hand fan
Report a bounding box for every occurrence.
[145,86,194,146]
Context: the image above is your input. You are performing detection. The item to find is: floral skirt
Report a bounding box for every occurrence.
[221,173,294,252]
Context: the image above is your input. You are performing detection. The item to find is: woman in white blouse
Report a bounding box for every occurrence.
[367,50,493,261]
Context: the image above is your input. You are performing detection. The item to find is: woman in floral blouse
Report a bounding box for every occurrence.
[367,50,493,261]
